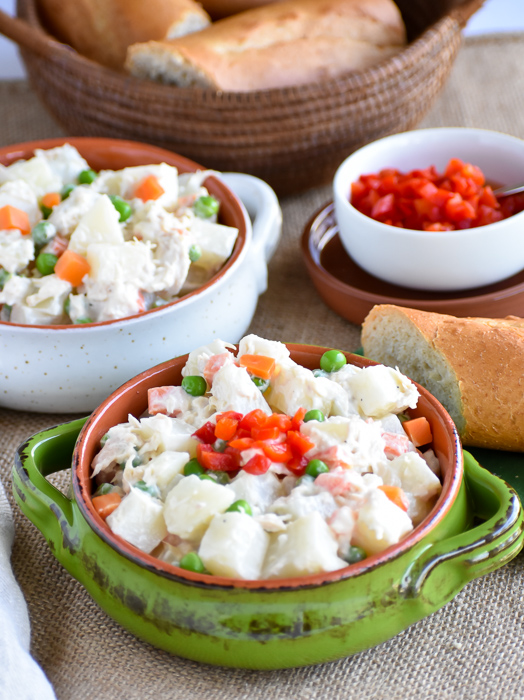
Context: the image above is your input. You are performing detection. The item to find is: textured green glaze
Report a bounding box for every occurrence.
[12,420,524,670]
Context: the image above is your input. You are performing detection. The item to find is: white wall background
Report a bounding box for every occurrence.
[0,0,522,79]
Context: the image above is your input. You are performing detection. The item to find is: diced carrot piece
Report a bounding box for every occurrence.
[54,249,91,286]
[41,192,61,209]
[378,485,409,512]
[0,205,31,235]
[403,417,433,447]
[215,416,239,441]
[228,437,255,451]
[239,354,276,380]
[92,492,121,519]
[134,174,165,202]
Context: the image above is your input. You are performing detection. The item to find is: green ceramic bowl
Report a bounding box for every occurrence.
[12,346,524,669]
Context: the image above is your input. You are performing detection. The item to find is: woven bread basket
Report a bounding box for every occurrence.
[0,0,483,195]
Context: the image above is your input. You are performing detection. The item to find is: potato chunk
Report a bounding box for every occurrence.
[347,364,418,418]
[352,489,413,555]
[106,487,167,553]
[262,511,346,579]
[199,512,269,579]
[163,474,235,541]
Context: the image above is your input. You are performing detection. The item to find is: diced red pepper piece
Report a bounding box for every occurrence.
[256,440,293,463]
[239,409,268,432]
[264,413,292,433]
[197,443,239,471]
[243,453,271,475]
[251,426,280,441]
[290,407,307,431]
[286,455,308,476]
[287,430,315,457]
[192,421,216,444]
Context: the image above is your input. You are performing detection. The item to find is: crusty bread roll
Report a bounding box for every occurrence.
[38,0,211,70]
[361,304,524,451]
[200,0,281,20]
[126,0,407,92]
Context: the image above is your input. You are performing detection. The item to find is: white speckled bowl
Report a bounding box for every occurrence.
[333,128,524,292]
[0,138,282,412]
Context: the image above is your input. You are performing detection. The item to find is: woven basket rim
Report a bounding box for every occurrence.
[10,0,482,101]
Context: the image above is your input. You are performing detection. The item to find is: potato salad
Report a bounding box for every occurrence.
[90,335,442,581]
[0,144,238,324]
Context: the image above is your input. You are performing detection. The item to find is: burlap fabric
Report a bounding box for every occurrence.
[1,33,524,699]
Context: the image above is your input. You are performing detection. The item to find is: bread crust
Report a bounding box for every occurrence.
[126,0,407,91]
[199,0,281,20]
[361,304,524,451]
[38,0,211,69]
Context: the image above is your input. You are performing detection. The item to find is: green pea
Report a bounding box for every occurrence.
[213,439,228,453]
[40,204,52,219]
[226,499,253,516]
[100,433,110,445]
[320,349,347,373]
[0,269,11,290]
[134,480,160,499]
[198,473,216,482]
[179,552,206,574]
[183,458,205,476]
[189,244,202,262]
[31,221,55,248]
[94,483,116,496]
[152,298,169,308]
[296,474,315,487]
[304,409,325,423]
[181,375,207,397]
[61,183,76,200]
[75,317,93,324]
[78,168,97,185]
[205,471,230,485]
[194,195,220,218]
[109,195,133,222]
[305,459,329,478]
[252,376,270,392]
[132,452,142,467]
[35,252,58,276]
[312,369,329,378]
[344,545,367,565]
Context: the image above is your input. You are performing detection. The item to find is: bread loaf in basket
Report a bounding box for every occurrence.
[0,0,484,194]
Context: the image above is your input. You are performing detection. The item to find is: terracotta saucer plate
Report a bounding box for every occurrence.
[301,202,524,325]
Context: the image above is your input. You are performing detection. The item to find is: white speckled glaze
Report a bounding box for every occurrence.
[0,168,281,413]
[333,128,524,292]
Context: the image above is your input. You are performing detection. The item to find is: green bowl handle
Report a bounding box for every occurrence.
[400,451,524,600]
[12,418,87,538]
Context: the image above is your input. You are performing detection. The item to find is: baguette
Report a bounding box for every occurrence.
[126,0,407,92]
[361,304,524,451]
[38,0,211,70]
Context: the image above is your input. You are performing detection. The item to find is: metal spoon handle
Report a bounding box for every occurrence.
[492,181,524,197]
